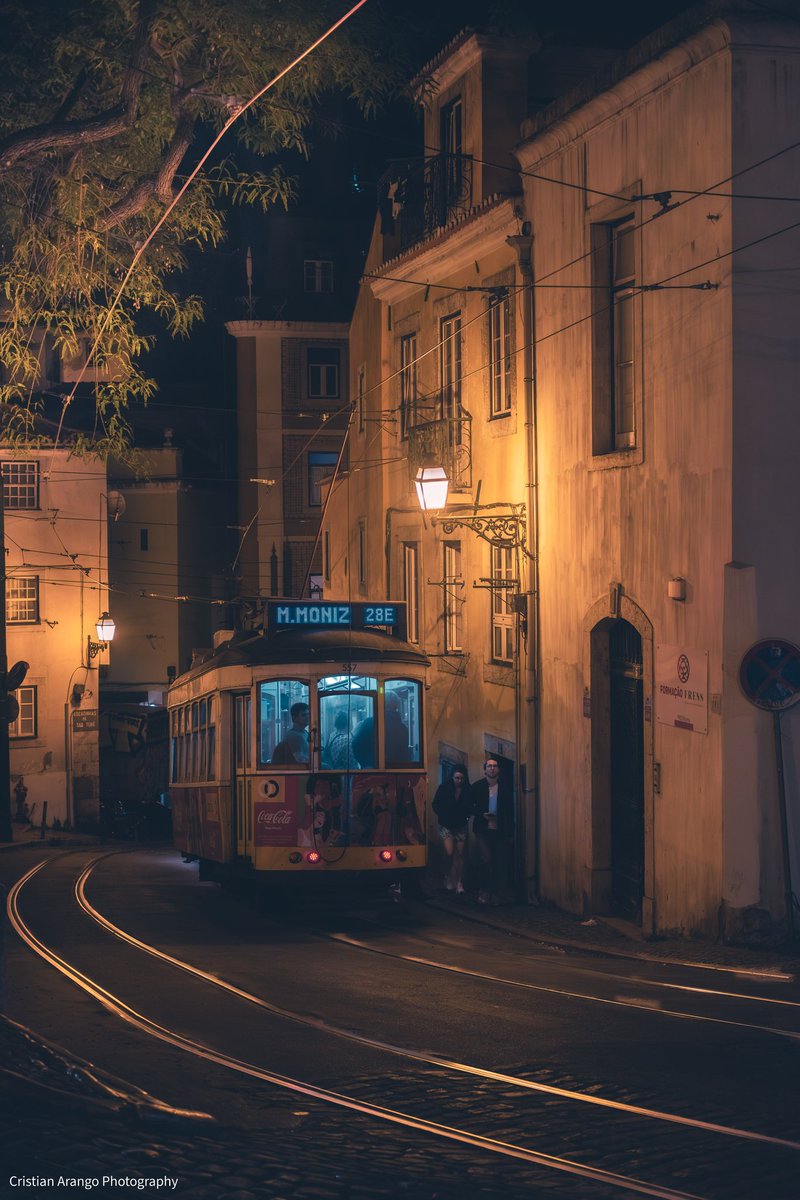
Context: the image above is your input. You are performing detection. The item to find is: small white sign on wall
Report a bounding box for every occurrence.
[656,644,708,734]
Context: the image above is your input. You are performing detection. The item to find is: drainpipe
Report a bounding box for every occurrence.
[507,226,541,902]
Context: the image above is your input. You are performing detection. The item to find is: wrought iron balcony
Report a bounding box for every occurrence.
[379,154,474,251]
[406,395,472,493]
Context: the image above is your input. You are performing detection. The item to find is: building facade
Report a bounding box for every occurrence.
[517,4,800,939]
[2,449,109,829]
[324,32,540,893]
[227,318,350,600]
[328,5,800,939]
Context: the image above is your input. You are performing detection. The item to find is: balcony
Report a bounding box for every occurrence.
[379,155,474,252]
[406,395,472,493]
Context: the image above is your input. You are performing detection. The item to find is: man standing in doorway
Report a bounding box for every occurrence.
[470,758,514,904]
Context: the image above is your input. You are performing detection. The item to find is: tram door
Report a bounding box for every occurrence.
[233,692,252,858]
[609,622,644,920]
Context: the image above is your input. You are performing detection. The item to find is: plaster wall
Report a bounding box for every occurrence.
[519,38,735,933]
[3,450,108,827]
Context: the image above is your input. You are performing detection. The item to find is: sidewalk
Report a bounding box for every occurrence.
[0,824,108,852]
[424,886,800,979]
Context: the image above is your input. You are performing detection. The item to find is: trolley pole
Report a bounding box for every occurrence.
[0,486,11,844]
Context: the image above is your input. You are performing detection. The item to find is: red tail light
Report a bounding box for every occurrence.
[306,850,321,864]
[379,849,393,863]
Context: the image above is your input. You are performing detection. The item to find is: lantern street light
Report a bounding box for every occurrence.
[87,612,116,661]
[413,458,533,558]
[413,460,450,512]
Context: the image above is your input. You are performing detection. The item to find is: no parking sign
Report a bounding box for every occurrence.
[739,640,800,711]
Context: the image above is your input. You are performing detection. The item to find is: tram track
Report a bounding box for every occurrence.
[7,853,800,1200]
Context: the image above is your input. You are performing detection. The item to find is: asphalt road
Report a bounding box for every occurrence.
[3,847,800,1200]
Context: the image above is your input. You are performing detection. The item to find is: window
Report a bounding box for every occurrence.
[440,98,464,221]
[9,685,37,739]
[140,529,149,551]
[384,678,423,768]
[259,679,309,767]
[399,333,417,439]
[443,541,462,654]
[491,545,515,664]
[403,543,420,644]
[307,348,340,398]
[7,575,39,624]
[304,259,333,293]
[308,451,338,506]
[323,530,331,583]
[439,313,461,424]
[357,364,365,434]
[358,520,367,589]
[592,216,636,454]
[318,674,377,770]
[488,292,511,417]
[2,461,39,509]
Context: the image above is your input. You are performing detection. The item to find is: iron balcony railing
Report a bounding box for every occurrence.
[379,154,474,251]
[406,395,472,493]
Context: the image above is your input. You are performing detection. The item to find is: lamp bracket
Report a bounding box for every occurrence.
[433,503,533,558]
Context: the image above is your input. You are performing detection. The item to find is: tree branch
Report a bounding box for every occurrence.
[95,111,195,229]
[0,1,157,171]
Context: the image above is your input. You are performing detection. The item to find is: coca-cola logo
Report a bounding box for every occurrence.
[257,808,292,825]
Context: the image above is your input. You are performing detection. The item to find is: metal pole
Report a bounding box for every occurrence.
[772,711,795,941]
[0,485,11,843]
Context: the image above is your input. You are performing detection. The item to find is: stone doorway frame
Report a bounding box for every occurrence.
[584,591,655,936]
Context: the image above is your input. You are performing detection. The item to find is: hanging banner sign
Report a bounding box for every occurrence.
[656,644,708,734]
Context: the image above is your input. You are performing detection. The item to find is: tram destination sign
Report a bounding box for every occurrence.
[267,601,405,635]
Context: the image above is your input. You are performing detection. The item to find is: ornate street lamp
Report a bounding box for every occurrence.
[87,612,116,661]
[413,460,449,512]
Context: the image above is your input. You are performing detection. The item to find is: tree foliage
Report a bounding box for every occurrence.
[0,0,402,457]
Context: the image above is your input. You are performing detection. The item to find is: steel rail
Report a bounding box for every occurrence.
[6,858,706,1200]
[70,855,800,1153]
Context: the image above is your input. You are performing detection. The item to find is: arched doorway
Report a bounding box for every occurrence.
[589,615,646,924]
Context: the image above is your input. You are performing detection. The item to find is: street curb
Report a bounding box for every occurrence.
[421,896,800,981]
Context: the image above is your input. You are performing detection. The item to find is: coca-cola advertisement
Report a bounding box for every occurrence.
[254,775,298,846]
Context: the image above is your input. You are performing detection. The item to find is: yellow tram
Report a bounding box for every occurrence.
[167,601,428,889]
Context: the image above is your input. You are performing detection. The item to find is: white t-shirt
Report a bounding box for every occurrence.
[487,783,499,816]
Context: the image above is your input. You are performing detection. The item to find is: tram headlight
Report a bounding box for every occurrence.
[395,849,407,862]
[288,852,302,864]
[378,849,393,863]
[306,850,321,864]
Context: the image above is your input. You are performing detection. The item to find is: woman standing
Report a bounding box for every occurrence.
[432,767,470,894]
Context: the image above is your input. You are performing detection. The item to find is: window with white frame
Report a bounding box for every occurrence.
[439,313,461,424]
[6,575,39,624]
[399,333,417,439]
[308,451,338,507]
[490,545,515,664]
[2,461,39,509]
[9,685,37,739]
[403,543,420,644]
[443,541,462,654]
[591,215,636,453]
[307,348,340,398]
[304,259,333,293]
[488,291,511,417]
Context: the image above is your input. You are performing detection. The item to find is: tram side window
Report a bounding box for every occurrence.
[170,700,216,782]
[318,675,377,770]
[384,679,422,767]
[259,680,309,767]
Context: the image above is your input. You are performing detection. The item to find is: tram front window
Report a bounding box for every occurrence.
[318,675,377,770]
[385,679,422,767]
[259,679,309,767]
